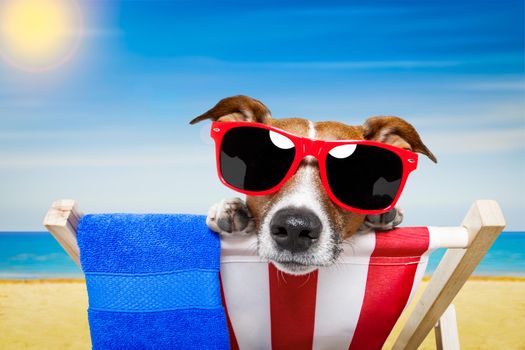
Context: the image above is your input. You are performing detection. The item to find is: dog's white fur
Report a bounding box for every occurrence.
[257,122,340,274]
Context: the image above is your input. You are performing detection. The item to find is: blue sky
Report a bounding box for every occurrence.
[1,0,524,230]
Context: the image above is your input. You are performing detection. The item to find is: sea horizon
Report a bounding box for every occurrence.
[1,231,524,279]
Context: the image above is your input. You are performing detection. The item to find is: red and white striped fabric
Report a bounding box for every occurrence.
[219,226,463,350]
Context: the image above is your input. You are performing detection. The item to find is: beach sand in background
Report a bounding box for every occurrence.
[0,278,524,349]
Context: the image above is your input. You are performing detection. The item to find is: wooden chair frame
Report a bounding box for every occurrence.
[43,199,505,350]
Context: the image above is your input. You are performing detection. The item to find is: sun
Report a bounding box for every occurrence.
[0,0,82,72]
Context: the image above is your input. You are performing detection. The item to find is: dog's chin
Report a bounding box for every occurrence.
[271,261,319,275]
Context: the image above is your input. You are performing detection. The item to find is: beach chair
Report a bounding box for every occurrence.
[43,199,505,349]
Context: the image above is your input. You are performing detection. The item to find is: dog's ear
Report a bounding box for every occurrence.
[189,95,272,125]
[363,116,437,163]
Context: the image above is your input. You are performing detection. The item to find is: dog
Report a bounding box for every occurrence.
[190,95,436,275]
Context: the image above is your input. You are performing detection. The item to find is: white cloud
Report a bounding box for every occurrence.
[172,56,464,70]
[381,102,525,131]
[240,60,464,70]
[457,81,525,91]
[424,128,525,155]
[0,128,140,141]
[0,146,213,168]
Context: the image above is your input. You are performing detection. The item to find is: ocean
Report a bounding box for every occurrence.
[0,231,524,279]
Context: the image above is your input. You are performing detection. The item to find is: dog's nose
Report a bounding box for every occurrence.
[270,208,322,252]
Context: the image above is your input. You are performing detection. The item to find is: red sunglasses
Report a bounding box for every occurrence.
[210,121,418,215]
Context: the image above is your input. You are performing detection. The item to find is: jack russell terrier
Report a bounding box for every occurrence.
[190,95,436,275]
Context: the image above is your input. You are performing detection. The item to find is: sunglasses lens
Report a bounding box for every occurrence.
[220,126,296,192]
[326,144,403,210]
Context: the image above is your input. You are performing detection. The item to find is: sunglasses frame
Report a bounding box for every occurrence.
[210,121,418,215]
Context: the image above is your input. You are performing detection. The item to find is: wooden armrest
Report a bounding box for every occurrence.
[392,200,506,350]
[43,199,84,267]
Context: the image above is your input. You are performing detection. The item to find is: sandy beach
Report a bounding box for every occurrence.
[1,278,524,349]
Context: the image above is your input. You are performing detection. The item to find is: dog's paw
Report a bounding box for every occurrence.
[206,198,256,236]
[362,207,404,231]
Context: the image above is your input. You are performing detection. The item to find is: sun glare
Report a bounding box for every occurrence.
[0,0,81,72]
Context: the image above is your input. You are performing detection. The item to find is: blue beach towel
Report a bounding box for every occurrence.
[77,214,230,350]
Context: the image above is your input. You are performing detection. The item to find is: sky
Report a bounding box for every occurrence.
[0,0,524,230]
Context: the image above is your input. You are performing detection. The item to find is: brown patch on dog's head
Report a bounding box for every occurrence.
[189,95,272,125]
[315,121,364,141]
[363,116,437,163]
[267,118,310,136]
